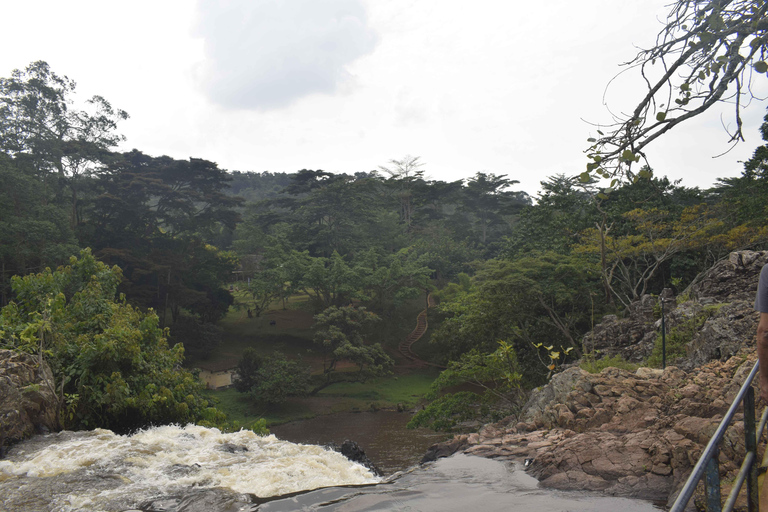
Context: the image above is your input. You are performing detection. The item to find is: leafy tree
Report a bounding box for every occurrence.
[234,348,310,404]
[0,61,128,228]
[0,154,79,305]
[243,268,283,317]
[585,0,768,181]
[431,254,598,384]
[503,175,597,258]
[460,172,529,245]
[86,151,241,325]
[356,247,433,313]
[291,251,360,310]
[0,249,218,431]
[311,305,393,393]
[411,224,479,284]
[407,341,525,431]
[574,204,729,306]
[166,314,223,360]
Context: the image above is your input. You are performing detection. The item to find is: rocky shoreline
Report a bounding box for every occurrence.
[423,353,758,508]
[0,349,59,452]
[420,250,768,508]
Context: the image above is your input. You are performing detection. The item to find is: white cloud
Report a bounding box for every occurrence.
[194,0,378,110]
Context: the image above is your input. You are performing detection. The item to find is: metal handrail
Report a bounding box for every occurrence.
[670,361,768,511]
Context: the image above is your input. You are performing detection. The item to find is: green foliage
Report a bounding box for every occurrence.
[580,354,639,374]
[408,341,524,431]
[407,391,480,432]
[430,253,597,384]
[312,305,394,392]
[646,304,721,368]
[167,314,223,360]
[0,249,221,432]
[234,348,310,404]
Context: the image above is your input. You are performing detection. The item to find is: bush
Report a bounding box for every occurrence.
[580,354,639,374]
[0,249,226,432]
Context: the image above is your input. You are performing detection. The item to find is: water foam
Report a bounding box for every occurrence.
[0,424,379,510]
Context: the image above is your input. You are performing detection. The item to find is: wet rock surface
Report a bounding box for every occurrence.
[328,439,382,476]
[0,349,59,451]
[425,354,757,507]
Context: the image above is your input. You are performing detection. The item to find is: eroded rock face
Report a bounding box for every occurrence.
[426,355,755,508]
[0,349,60,451]
[689,250,768,304]
[582,294,659,363]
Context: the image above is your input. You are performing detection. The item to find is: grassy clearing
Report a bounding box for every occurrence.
[190,291,315,367]
[316,370,439,406]
[204,369,439,426]
[200,291,441,425]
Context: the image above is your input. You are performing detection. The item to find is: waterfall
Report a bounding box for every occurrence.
[0,424,378,511]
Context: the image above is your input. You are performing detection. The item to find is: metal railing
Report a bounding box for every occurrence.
[671,361,768,511]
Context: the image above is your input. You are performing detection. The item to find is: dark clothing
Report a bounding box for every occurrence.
[757,264,768,313]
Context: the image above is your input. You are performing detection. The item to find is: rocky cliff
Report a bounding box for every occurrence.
[0,349,60,453]
[424,251,768,508]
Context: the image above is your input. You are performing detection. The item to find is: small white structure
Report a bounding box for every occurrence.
[196,360,238,390]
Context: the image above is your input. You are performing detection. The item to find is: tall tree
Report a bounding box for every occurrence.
[311,305,393,393]
[379,155,425,230]
[461,172,529,244]
[0,154,78,304]
[86,151,241,325]
[0,61,128,228]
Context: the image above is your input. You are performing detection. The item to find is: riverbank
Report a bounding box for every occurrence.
[424,353,757,508]
[202,369,439,427]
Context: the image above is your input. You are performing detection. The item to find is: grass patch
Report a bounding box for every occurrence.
[317,370,439,407]
[646,303,723,368]
[580,354,640,374]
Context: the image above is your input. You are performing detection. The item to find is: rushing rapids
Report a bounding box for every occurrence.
[0,423,664,512]
[0,425,378,511]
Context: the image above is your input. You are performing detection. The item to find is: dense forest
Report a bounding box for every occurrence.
[2,57,768,432]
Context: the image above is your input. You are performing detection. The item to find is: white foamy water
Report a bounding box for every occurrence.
[0,424,378,511]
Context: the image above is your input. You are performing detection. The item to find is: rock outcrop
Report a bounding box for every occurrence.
[327,439,382,476]
[426,354,755,507]
[689,250,768,304]
[582,294,661,363]
[583,251,768,366]
[0,349,60,452]
[421,250,768,507]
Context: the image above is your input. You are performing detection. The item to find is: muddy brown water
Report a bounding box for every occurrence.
[270,410,449,475]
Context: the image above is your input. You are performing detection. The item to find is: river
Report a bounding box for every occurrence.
[0,414,663,511]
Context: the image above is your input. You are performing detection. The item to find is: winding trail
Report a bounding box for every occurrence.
[397,295,445,369]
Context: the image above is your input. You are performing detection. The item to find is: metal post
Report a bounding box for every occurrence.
[744,386,758,512]
[704,447,721,512]
[661,298,666,370]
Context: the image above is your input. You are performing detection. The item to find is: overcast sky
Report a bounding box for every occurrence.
[2,0,766,197]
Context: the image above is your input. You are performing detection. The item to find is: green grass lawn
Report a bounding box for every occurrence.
[199,290,441,425]
[316,370,439,406]
[204,368,440,426]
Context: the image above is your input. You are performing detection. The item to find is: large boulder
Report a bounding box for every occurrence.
[0,349,60,452]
